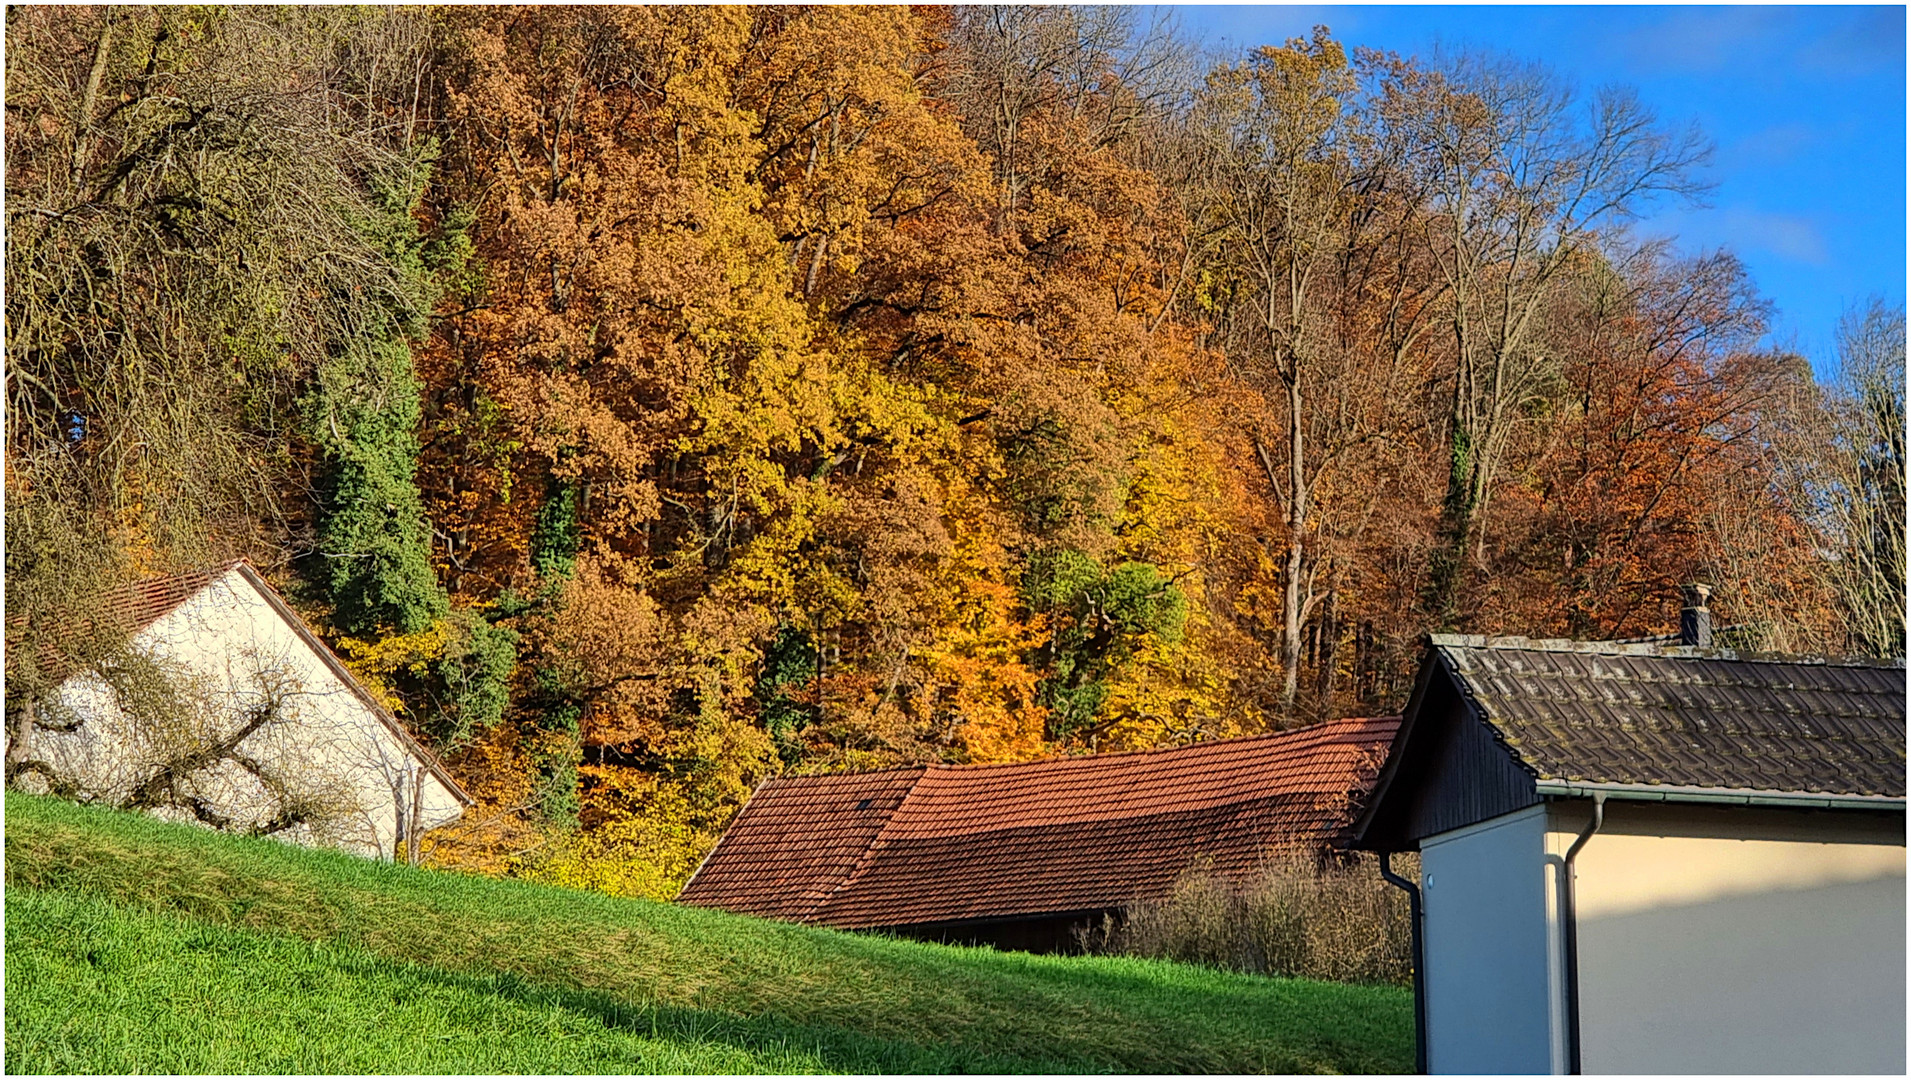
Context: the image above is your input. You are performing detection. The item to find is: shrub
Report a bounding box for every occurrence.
[1080,851,1416,985]
[510,765,715,902]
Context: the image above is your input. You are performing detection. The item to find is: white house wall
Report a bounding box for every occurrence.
[34,568,462,859]
[1420,804,1562,1074]
[1556,801,1906,1075]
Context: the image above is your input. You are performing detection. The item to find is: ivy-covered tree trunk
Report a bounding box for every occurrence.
[310,155,467,637]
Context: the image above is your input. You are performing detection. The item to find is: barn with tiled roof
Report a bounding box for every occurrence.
[677,714,1400,951]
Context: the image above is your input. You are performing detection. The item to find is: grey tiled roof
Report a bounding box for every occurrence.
[1432,635,1907,799]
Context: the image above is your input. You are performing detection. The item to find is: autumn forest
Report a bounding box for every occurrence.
[7,6,1904,896]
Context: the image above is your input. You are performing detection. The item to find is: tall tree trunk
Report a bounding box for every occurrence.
[1282,535,1305,712]
[1314,581,1338,709]
[1425,357,1479,631]
[71,14,117,192]
[1280,376,1309,713]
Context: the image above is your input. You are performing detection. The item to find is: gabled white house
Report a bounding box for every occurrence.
[1355,630,1905,1075]
[9,560,470,860]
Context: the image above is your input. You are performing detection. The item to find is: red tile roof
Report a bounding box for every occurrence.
[7,564,232,683]
[678,714,1401,930]
[99,563,232,634]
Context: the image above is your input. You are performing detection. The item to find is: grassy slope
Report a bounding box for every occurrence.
[5,793,1412,1074]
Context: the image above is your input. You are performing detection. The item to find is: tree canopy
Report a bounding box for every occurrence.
[8,6,1897,897]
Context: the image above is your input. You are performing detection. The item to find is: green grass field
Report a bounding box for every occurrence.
[5,792,1412,1074]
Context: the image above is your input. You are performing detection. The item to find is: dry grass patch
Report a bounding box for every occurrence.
[1082,853,1416,985]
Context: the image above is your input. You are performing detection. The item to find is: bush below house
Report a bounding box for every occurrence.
[1080,853,1416,986]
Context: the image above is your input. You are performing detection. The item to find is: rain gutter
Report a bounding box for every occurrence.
[1378,852,1427,1075]
[1534,781,1902,811]
[1558,793,1605,1076]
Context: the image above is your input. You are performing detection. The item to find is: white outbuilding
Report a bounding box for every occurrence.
[1355,632,1905,1075]
[8,560,471,860]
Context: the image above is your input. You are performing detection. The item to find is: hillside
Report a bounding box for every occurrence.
[14,6,1895,909]
[4,793,1413,1074]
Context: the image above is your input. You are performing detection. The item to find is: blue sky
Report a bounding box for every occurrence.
[1174,5,1906,371]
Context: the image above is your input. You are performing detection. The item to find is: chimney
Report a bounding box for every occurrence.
[1679,583,1713,647]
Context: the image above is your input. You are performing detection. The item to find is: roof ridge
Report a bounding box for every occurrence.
[1430,633,1905,669]
[929,715,1401,772]
[778,715,1401,786]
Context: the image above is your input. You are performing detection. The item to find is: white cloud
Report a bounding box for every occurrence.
[1723,123,1823,169]
[1730,210,1831,266]
[1608,7,1789,76]
[1799,7,1905,76]
[1641,206,1831,268]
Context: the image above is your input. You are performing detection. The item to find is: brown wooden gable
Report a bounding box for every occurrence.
[1352,646,1540,852]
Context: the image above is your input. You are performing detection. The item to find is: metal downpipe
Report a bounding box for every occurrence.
[1379,851,1428,1075]
[1560,793,1606,1075]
